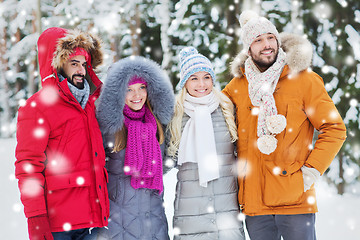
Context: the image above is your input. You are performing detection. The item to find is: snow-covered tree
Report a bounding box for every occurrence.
[299,0,360,195]
[0,0,40,137]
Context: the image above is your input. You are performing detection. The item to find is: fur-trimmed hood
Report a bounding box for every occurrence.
[230,32,313,77]
[37,27,103,87]
[96,56,175,135]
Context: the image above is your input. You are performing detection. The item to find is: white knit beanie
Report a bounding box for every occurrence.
[178,47,216,89]
[240,10,281,52]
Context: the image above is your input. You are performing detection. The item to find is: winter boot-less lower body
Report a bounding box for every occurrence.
[52,227,99,240]
[245,214,316,240]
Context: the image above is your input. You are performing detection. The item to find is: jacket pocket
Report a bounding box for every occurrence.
[46,171,92,226]
[262,165,304,207]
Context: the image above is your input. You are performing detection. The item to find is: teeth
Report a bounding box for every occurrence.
[132,100,141,103]
[197,90,206,93]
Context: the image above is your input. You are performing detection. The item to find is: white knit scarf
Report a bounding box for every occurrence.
[178,92,220,187]
[245,48,287,155]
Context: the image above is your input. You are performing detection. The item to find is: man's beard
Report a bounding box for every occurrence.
[253,54,277,70]
[69,74,85,89]
[60,71,85,89]
[250,48,278,71]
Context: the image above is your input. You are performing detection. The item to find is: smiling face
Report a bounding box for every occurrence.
[125,83,147,111]
[248,33,279,72]
[61,55,87,89]
[185,71,213,98]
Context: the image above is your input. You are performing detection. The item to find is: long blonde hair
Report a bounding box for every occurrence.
[167,87,238,157]
[112,100,164,152]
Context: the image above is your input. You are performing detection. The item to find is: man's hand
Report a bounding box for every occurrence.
[301,165,321,192]
[27,214,54,240]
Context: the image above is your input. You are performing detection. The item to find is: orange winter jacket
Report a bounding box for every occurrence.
[222,33,346,216]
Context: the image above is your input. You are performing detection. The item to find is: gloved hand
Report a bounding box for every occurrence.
[27,214,54,240]
[301,165,321,192]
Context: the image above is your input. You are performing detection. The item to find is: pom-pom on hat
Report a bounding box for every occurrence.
[178,47,216,89]
[239,10,281,52]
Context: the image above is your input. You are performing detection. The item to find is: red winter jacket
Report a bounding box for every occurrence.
[15,27,109,232]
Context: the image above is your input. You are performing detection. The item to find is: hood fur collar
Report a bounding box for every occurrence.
[230,32,313,77]
[96,56,175,135]
[52,29,103,70]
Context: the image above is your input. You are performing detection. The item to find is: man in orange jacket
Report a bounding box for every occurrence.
[223,10,346,240]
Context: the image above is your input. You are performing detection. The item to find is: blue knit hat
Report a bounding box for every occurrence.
[178,47,216,89]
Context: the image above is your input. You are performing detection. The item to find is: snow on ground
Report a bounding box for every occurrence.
[2,138,360,239]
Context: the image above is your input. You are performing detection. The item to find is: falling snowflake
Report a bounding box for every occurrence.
[207,206,214,213]
[173,227,181,236]
[164,158,175,168]
[349,99,358,107]
[21,179,43,197]
[124,166,130,173]
[12,203,22,213]
[18,99,26,107]
[107,141,114,148]
[63,222,72,231]
[273,166,281,175]
[76,176,85,186]
[329,110,340,120]
[47,153,70,174]
[39,86,59,106]
[23,163,34,174]
[307,196,316,205]
[251,107,260,116]
[237,213,245,221]
[33,127,46,139]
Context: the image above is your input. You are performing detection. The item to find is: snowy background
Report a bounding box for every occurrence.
[1,0,360,239]
[2,138,360,239]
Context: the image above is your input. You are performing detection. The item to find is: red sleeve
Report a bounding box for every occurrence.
[15,103,50,218]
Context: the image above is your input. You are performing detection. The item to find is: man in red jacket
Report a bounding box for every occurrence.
[15,27,109,240]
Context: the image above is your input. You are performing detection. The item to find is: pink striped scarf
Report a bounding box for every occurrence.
[123,104,163,193]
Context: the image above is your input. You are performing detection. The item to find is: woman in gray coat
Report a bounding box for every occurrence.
[96,56,174,240]
[166,47,245,240]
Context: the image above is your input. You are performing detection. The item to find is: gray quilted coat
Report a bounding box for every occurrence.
[98,135,170,240]
[171,107,245,240]
[96,56,174,240]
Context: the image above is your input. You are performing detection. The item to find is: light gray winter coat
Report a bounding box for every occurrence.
[96,56,174,240]
[171,107,245,240]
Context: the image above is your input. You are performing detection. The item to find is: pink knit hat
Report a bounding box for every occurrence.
[68,47,90,62]
[128,76,147,86]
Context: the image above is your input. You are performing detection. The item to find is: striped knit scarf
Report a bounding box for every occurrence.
[123,104,163,193]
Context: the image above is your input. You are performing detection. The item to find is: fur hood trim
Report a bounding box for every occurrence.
[96,56,175,135]
[230,32,313,77]
[52,29,103,70]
